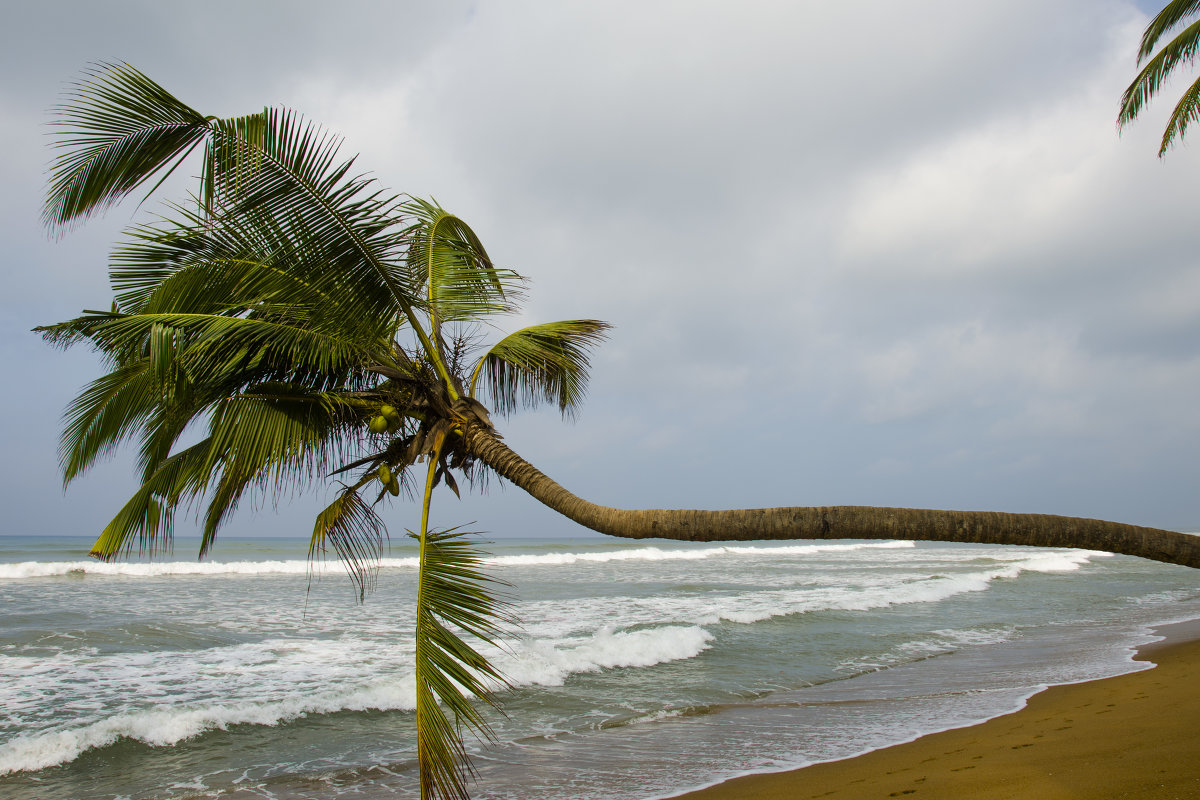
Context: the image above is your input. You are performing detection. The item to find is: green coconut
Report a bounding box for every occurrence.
[368,415,389,434]
[377,463,392,485]
[386,479,400,496]
[380,404,398,419]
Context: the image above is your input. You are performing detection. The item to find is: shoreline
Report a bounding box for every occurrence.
[670,618,1200,800]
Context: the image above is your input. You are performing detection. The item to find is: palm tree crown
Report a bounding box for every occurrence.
[40,62,608,800]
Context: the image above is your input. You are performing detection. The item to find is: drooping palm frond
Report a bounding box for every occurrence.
[1160,71,1200,151]
[186,383,372,556]
[1119,1,1200,154]
[36,309,124,352]
[89,438,215,559]
[202,387,359,491]
[413,525,514,800]
[85,379,369,561]
[469,320,611,418]
[310,487,388,601]
[46,298,381,560]
[57,359,157,485]
[38,312,203,488]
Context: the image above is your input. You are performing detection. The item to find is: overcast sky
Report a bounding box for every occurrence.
[2,0,1197,550]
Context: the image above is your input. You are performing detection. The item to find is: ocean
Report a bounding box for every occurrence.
[2,532,1198,800]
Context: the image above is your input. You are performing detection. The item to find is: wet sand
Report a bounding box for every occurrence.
[673,620,1200,800]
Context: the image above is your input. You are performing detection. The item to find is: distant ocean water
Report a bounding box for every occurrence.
[2,533,1198,800]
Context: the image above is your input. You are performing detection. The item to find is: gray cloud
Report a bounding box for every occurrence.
[2,0,1196,548]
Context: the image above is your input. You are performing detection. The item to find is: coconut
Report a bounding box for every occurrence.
[369,415,389,434]
[377,463,392,485]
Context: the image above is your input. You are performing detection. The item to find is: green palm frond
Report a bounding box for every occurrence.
[201,106,419,316]
[177,386,366,558]
[75,312,371,389]
[203,390,346,484]
[35,310,124,351]
[46,63,420,322]
[58,358,159,486]
[190,384,367,557]
[134,390,199,484]
[1119,2,1200,154]
[200,112,271,212]
[88,380,367,561]
[310,487,388,601]
[45,62,211,229]
[414,525,514,800]
[52,337,200,490]
[112,208,347,311]
[469,320,611,418]
[1160,69,1200,151]
[117,193,407,323]
[405,198,524,326]
[1136,0,1200,62]
[89,438,215,559]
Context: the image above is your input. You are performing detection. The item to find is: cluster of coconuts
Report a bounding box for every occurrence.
[370,405,402,496]
[368,404,401,435]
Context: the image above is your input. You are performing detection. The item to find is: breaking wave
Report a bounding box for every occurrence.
[0,541,916,580]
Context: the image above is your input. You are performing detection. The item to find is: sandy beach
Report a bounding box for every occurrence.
[674,620,1200,800]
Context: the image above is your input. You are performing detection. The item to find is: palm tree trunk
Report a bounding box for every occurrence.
[463,426,1200,569]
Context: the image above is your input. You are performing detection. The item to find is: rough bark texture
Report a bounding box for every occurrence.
[464,426,1200,570]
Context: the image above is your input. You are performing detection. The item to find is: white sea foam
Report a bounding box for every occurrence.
[8,540,1097,582]
[717,549,1110,623]
[0,559,327,579]
[487,540,915,567]
[0,621,714,775]
[502,626,714,687]
[0,677,421,775]
[837,626,1019,674]
[515,547,1113,634]
[0,541,916,580]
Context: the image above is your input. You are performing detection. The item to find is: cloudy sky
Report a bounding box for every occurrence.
[2,0,1197,549]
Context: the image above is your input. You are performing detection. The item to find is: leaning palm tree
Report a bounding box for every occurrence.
[41,62,1200,800]
[1119,0,1200,155]
[41,63,608,800]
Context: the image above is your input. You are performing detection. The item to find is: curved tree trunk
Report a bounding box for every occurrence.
[463,426,1200,570]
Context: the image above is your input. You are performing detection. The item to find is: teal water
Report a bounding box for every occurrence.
[1,534,1198,799]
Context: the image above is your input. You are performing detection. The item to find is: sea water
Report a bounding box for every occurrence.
[1,533,1198,800]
